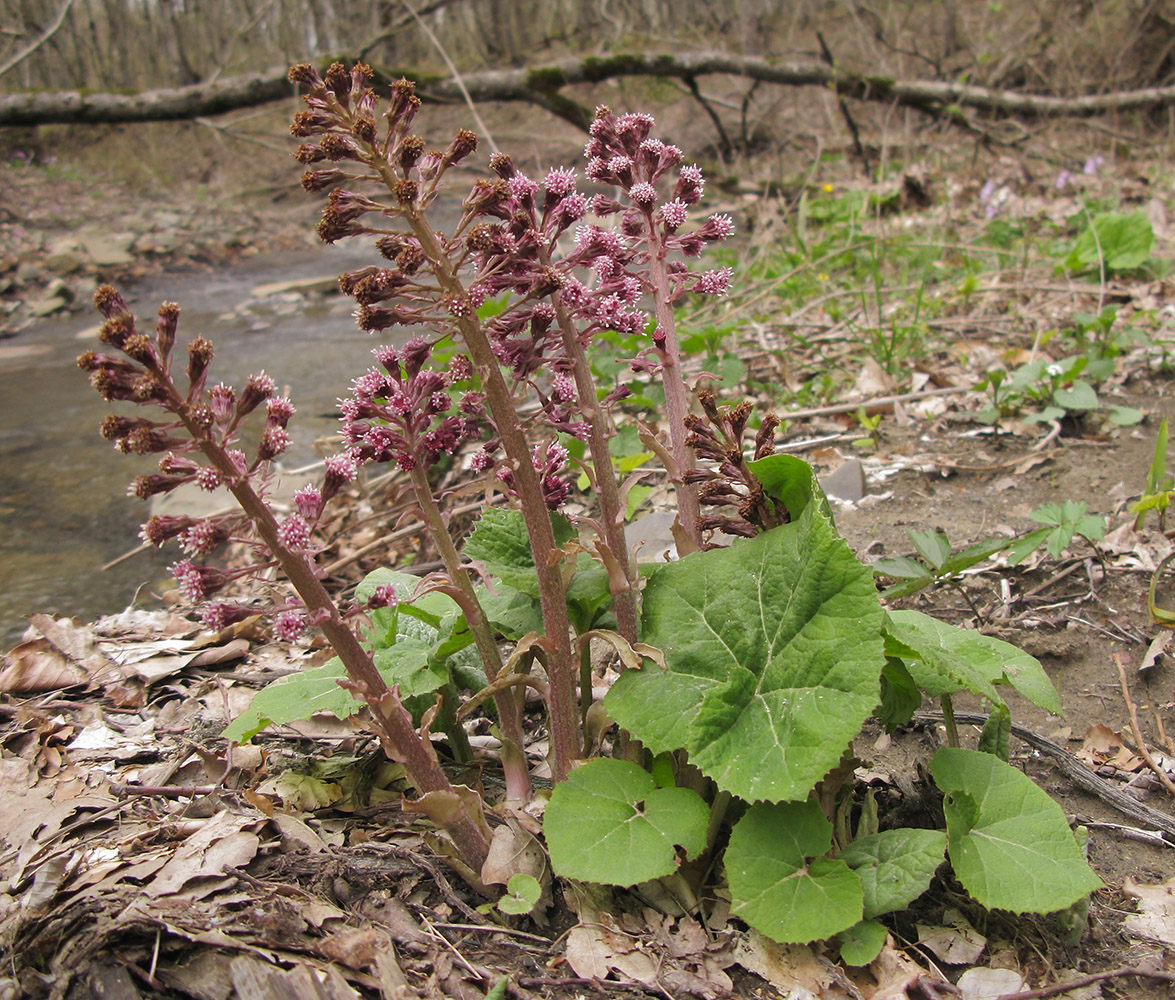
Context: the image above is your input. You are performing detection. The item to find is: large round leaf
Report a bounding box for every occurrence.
[607,502,884,802]
[544,758,708,887]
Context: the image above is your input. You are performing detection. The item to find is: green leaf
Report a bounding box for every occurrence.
[475,582,543,640]
[940,536,1014,575]
[485,977,508,1000]
[1147,418,1169,495]
[544,758,708,886]
[877,658,922,731]
[746,454,834,524]
[930,748,1102,913]
[1107,405,1145,426]
[1052,380,1098,411]
[839,828,946,919]
[978,704,1011,761]
[497,873,542,915]
[1065,211,1154,272]
[1005,527,1052,566]
[908,530,950,571]
[870,556,931,581]
[836,919,888,966]
[1023,405,1066,424]
[607,504,885,803]
[465,508,574,598]
[884,610,1061,714]
[726,800,863,943]
[223,658,361,742]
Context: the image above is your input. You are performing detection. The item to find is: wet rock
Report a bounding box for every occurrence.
[44,238,83,275]
[28,278,72,317]
[251,275,339,297]
[78,231,135,267]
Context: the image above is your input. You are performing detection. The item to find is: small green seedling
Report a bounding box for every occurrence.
[1006,501,1107,565]
[872,528,1012,605]
[1131,418,1173,530]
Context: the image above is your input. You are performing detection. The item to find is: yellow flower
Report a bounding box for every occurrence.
[821,183,833,193]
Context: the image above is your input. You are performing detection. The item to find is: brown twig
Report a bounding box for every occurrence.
[109,782,216,798]
[1116,653,1175,797]
[996,966,1175,1000]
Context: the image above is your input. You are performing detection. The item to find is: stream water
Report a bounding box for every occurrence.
[0,242,393,646]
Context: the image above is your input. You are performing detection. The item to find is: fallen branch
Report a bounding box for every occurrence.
[6,50,1175,129]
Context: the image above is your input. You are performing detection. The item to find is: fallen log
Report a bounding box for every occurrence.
[3,51,1175,131]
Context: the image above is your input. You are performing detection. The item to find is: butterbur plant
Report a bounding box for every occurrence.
[84,62,1100,965]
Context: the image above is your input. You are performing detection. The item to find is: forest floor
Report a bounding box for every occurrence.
[2,93,1175,1000]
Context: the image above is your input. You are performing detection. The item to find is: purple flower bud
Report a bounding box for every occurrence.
[180,520,230,557]
[369,584,399,609]
[272,609,307,643]
[692,267,733,296]
[544,166,577,196]
[629,182,657,206]
[93,284,133,322]
[293,485,323,522]
[674,164,705,205]
[277,514,311,552]
[171,560,229,602]
[660,198,688,230]
[266,396,296,427]
[258,426,292,460]
[140,514,196,546]
[201,602,253,631]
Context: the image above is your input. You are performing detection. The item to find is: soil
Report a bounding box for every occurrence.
[2,96,1175,1000]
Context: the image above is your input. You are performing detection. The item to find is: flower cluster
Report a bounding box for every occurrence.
[338,337,483,472]
[79,284,354,639]
[683,390,785,540]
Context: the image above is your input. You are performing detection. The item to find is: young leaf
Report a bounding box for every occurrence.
[1004,527,1053,566]
[1052,380,1098,411]
[930,748,1102,913]
[907,529,951,571]
[746,453,834,524]
[940,536,1014,575]
[877,658,921,731]
[497,873,542,915]
[1065,211,1154,272]
[838,828,946,919]
[544,758,708,886]
[726,800,863,943]
[223,657,361,742]
[606,502,885,803]
[884,610,1062,715]
[836,919,888,966]
[978,705,1011,761]
[870,556,932,581]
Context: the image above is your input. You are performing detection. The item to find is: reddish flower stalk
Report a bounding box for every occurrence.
[82,286,490,871]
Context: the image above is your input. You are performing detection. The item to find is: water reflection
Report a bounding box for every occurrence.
[0,243,388,644]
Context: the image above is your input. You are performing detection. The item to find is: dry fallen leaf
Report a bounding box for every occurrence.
[916,910,986,965]
[1124,875,1175,946]
[0,639,87,692]
[732,930,860,999]
[145,811,261,898]
[957,967,1026,1000]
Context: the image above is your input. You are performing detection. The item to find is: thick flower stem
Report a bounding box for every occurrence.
[180,411,490,871]
[403,213,582,781]
[645,227,702,552]
[546,273,639,647]
[407,463,532,802]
